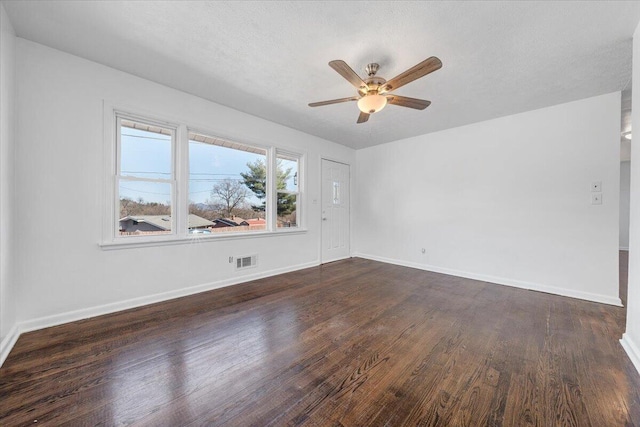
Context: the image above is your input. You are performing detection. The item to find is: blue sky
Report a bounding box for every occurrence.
[119,127,265,206]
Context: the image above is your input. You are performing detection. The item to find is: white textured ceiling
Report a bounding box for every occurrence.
[4,1,640,150]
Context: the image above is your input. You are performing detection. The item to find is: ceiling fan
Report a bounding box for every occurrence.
[309,57,442,123]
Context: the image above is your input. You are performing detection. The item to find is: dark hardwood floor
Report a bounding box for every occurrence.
[2,257,639,426]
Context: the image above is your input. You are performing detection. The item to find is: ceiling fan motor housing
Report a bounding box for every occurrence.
[364,76,386,89]
[359,63,386,95]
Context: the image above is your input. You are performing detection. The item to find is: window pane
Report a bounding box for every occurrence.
[119,180,173,235]
[277,193,297,228]
[188,133,267,234]
[120,119,172,180]
[277,155,298,192]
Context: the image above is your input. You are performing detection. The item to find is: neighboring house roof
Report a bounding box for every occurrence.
[119,214,214,230]
[245,218,266,226]
[213,217,250,227]
[212,218,237,227]
[187,214,215,228]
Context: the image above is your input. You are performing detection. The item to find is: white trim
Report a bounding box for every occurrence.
[99,228,308,250]
[267,147,276,231]
[103,98,278,153]
[114,114,178,240]
[103,103,183,244]
[320,158,351,264]
[102,100,116,243]
[353,252,623,306]
[176,124,189,235]
[620,247,630,251]
[0,323,19,367]
[621,333,640,375]
[319,156,350,167]
[321,255,352,264]
[0,253,623,369]
[19,259,319,334]
[0,259,319,368]
[187,127,272,153]
[276,149,303,229]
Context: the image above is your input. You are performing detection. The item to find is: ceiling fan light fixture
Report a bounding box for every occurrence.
[357,93,387,114]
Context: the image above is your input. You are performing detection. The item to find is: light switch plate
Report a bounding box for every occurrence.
[591,181,602,192]
[591,193,602,205]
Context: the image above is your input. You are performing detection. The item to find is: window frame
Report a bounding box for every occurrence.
[101,103,305,249]
[186,128,272,234]
[275,149,302,229]
[116,115,178,238]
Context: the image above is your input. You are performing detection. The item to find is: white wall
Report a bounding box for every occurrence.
[13,39,355,328]
[622,22,640,375]
[0,3,16,361]
[621,161,631,250]
[355,92,621,305]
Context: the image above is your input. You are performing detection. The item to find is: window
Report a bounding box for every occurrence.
[188,132,268,234]
[105,108,303,244]
[117,117,175,237]
[276,152,300,228]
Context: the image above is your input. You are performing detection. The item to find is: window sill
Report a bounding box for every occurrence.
[99,228,308,250]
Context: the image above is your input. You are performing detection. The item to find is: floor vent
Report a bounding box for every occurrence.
[236,255,258,270]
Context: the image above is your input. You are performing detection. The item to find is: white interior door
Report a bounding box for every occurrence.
[321,159,350,263]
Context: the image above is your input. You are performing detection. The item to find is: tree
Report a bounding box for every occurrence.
[120,197,136,217]
[211,178,249,217]
[241,160,267,211]
[119,197,171,217]
[241,159,296,216]
[277,190,296,217]
[188,201,222,221]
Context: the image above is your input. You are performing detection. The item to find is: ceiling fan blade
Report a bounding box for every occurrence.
[329,60,368,91]
[357,111,370,124]
[308,96,359,107]
[380,56,442,93]
[386,95,431,110]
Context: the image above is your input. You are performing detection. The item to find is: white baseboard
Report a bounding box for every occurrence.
[1,260,319,367]
[352,252,622,307]
[0,324,20,367]
[621,333,640,375]
[321,255,352,264]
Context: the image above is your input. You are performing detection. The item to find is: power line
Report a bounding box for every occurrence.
[120,187,253,195]
[121,171,244,177]
[120,186,170,196]
[190,173,243,176]
[189,178,244,182]
[122,133,171,141]
[122,171,171,176]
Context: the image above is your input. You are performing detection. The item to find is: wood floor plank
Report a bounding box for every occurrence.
[1,256,639,426]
